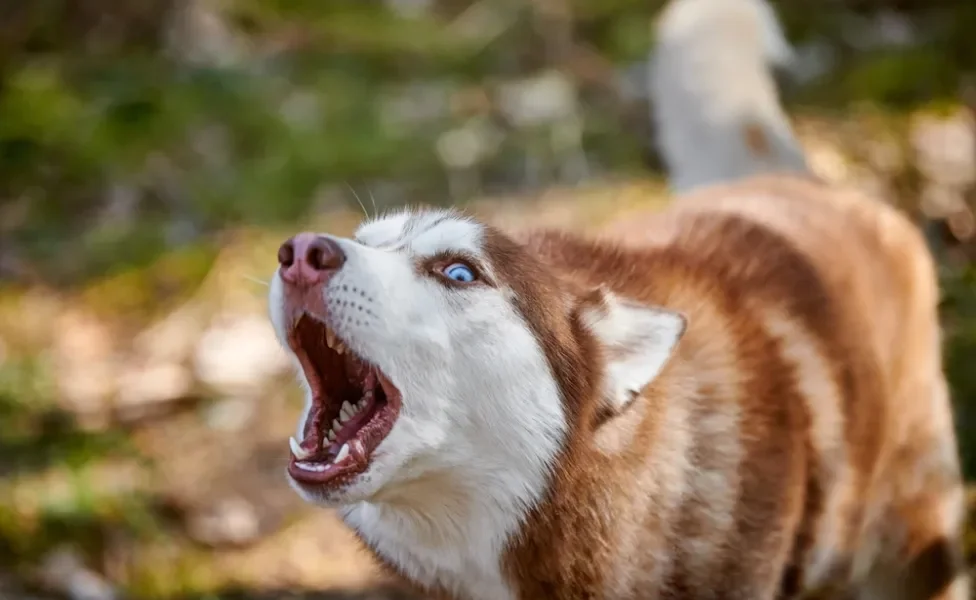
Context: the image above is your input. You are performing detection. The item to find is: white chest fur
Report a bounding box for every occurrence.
[341,501,518,600]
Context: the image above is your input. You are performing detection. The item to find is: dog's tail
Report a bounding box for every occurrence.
[648,0,811,194]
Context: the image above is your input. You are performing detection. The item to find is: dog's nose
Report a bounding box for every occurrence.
[277,233,346,286]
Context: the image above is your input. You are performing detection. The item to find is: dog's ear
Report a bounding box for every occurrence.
[579,287,686,415]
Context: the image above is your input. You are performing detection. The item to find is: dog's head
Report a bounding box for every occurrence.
[268,208,685,510]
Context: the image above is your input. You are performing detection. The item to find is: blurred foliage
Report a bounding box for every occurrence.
[0,0,667,284]
[942,261,976,477]
[2,0,975,282]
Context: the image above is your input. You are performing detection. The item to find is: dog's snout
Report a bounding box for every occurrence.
[278,232,346,286]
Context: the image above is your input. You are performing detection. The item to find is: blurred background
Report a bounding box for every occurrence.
[1,0,976,598]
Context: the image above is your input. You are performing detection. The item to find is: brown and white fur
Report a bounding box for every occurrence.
[267,0,969,598]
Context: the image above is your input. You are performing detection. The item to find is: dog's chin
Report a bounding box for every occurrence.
[286,470,375,507]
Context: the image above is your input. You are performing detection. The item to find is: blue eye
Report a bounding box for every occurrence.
[443,263,476,283]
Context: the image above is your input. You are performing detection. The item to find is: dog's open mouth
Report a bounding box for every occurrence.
[286,315,401,487]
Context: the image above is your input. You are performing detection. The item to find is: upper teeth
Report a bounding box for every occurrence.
[324,327,347,354]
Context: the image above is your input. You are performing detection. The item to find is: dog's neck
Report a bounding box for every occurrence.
[338,433,562,600]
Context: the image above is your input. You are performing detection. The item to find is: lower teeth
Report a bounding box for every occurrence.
[294,384,375,469]
[294,442,352,472]
[296,461,330,472]
[328,392,372,439]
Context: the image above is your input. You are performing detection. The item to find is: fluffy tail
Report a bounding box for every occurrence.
[648,0,811,194]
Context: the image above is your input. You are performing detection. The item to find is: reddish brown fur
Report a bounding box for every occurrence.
[370,175,967,599]
[511,175,961,598]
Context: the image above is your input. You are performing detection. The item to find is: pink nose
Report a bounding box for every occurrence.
[277,232,345,286]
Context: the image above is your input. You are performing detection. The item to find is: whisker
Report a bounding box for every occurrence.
[346,183,370,219]
[368,188,378,218]
[243,274,270,287]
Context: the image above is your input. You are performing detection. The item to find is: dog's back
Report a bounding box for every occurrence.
[588,173,963,596]
[507,169,966,597]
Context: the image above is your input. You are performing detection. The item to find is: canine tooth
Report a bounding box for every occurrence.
[325,328,336,348]
[290,437,312,460]
[335,443,350,463]
[341,402,354,419]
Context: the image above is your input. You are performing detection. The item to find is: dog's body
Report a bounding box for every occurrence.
[268,0,968,598]
[501,174,966,599]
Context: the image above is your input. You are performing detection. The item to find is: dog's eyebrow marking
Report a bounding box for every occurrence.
[356,209,485,262]
[400,213,484,258]
[355,210,412,248]
[356,210,453,250]
[399,212,453,245]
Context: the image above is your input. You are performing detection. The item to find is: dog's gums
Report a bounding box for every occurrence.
[286,315,401,487]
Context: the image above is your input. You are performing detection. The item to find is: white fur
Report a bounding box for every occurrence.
[269,209,566,599]
[649,0,809,194]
